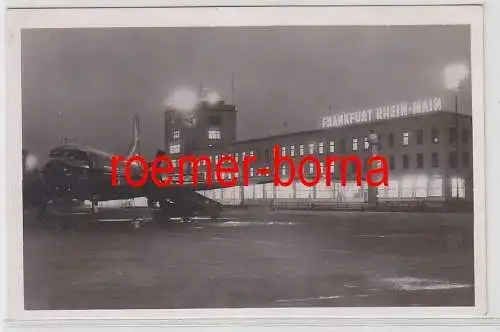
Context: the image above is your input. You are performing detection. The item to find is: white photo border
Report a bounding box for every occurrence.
[4,3,487,322]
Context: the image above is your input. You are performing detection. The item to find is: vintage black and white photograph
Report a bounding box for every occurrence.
[14,7,485,314]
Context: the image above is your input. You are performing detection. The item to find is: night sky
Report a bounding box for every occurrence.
[21,25,470,159]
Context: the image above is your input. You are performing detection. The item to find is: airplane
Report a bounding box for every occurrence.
[22,115,225,222]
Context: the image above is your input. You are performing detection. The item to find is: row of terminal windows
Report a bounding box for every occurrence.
[389,151,470,170]
[175,147,470,170]
[267,128,471,158]
[275,151,471,175]
[173,150,470,177]
[169,127,470,156]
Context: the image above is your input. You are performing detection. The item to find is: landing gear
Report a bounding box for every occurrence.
[149,191,223,224]
[91,199,99,214]
[181,216,193,223]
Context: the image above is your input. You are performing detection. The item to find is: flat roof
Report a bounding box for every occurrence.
[203,111,472,149]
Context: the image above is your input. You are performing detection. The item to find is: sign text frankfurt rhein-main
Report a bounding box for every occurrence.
[320,97,443,129]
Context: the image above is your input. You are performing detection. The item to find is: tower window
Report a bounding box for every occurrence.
[290,145,295,157]
[169,144,181,154]
[173,129,180,139]
[299,144,305,156]
[208,128,221,140]
[318,142,324,154]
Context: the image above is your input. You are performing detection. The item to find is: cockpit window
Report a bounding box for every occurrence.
[49,149,66,158]
[49,148,88,162]
[67,149,89,162]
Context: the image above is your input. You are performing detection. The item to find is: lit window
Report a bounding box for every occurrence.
[402,132,409,146]
[318,142,324,154]
[329,140,335,153]
[290,145,295,157]
[173,129,180,139]
[172,159,178,168]
[429,176,443,197]
[308,143,314,154]
[208,128,221,140]
[364,137,369,150]
[235,153,239,162]
[299,144,304,156]
[281,146,286,157]
[309,162,314,174]
[320,162,325,174]
[352,138,358,151]
[281,165,287,176]
[451,177,465,198]
[250,168,255,177]
[250,150,255,156]
[169,143,181,154]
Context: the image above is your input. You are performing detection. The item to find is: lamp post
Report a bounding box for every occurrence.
[367,130,379,207]
[444,63,468,201]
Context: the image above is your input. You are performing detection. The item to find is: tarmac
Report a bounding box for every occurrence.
[23,206,475,310]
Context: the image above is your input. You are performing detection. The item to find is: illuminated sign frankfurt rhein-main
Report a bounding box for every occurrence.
[320,97,443,129]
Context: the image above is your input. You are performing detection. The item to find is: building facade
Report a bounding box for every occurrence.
[165,97,473,207]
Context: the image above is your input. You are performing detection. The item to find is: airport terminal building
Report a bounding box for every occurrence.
[165,93,473,208]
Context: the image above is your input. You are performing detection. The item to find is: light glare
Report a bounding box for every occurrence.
[202,89,221,105]
[444,63,468,90]
[25,153,38,172]
[164,87,200,112]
